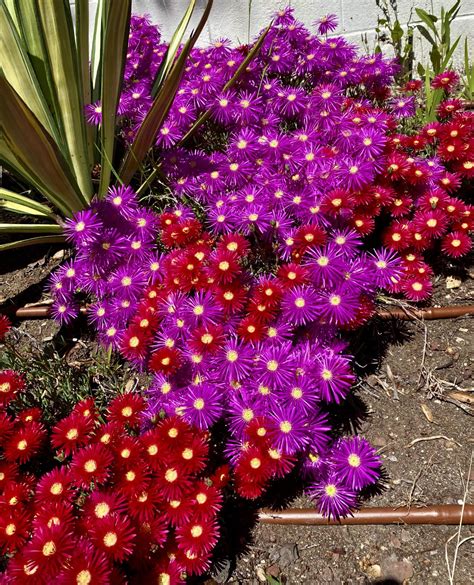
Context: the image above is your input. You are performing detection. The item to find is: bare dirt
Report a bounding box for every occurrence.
[1,248,473,585]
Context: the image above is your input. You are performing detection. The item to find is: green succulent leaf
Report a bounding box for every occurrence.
[120,0,213,184]
[0,188,53,217]
[36,1,92,201]
[0,223,63,233]
[0,1,59,140]
[0,73,86,217]
[97,0,132,197]
[151,0,196,98]
[0,235,66,251]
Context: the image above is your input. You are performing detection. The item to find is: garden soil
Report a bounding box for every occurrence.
[1,247,473,585]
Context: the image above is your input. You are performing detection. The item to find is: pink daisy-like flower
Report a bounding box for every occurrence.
[431,70,459,91]
[315,13,338,35]
[313,351,355,403]
[281,285,320,326]
[308,474,357,520]
[332,436,381,490]
[268,404,310,455]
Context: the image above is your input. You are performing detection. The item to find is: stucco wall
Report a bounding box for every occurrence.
[79,1,474,64]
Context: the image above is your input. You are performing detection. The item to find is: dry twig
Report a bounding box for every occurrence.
[445,451,473,585]
[405,435,461,449]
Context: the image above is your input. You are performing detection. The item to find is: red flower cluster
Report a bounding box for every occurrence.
[120,213,257,367]
[233,418,296,499]
[0,370,26,408]
[0,315,11,342]
[374,106,473,300]
[0,383,224,583]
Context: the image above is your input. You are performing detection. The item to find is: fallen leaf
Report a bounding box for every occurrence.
[421,403,434,423]
[124,379,136,393]
[445,276,461,289]
[448,391,474,404]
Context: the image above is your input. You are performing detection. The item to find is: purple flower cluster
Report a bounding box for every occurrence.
[51,183,392,518]
[51,186,162,348]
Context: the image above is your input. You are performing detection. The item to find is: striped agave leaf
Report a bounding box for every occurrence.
[0,0,213,250]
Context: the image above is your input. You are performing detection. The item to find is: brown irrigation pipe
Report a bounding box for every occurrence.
[376,305,474,320]
[259,505,474,526]
[5,303,474,321]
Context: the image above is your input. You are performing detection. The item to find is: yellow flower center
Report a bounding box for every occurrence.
[193,398,205,410]
[250,457,261,469]
[84,460,97,473]
[191,525,203,537]
[196,492,207,504]
[129,336,140,348]
[121,406,133,417]
[165,468,178,482]
[317,256,329,266]
[294,297,305,308]
[201,333,214,344]
[66,428,79,440]
[77,569,92,585]
[42,541,57,556]
[322,369,332,380]
[267,360,278,371]
[325,484,337,497]
[291,387,303,399]
[280,421,292,433]
[348,454,361,467]
[242,408,254,422]
[226,349,239,362]
[50,482,63,495]
[103,532,118,547]
[17,440,28,451]
[95,502,110,518]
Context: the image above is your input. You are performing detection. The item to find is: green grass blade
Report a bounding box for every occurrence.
[37,0,92,202]
[0,188,54,216]
[441,35,461,70]
[0,74,87,216]
[97,0,132,198]
[0,235,66,252]
[0,223,63,234]
[120,0,213,185]
[415,8,439,36]
[150,0,196,98]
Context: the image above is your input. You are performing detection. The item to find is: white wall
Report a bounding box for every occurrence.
[79,1,474,64]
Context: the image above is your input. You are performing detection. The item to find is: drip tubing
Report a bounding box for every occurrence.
[258,504,474,526]
[376,305,474,320]
[4,304,474,321]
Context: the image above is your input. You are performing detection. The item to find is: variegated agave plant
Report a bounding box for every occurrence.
[0,0,212,250]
